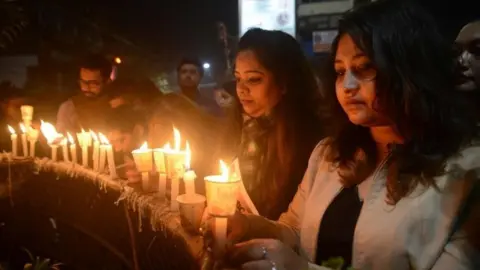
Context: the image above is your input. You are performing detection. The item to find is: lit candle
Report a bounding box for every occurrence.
[90,131,100,171]
[153,143,168,197]
[132,142,153,191]
[61,136,69,162]
[79,129,90,167]
[67,133,77,164]
[19,123,28,157]
[7,125,17,157]
[204,161,240,254]
[27,128,39,157]
[163,127,186,211]
[98,133,108,173]
[183,141,196,197]
[104,136,117,179]
[40,121,60,161]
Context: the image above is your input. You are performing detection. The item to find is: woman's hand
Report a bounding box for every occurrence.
[223,238,308,270]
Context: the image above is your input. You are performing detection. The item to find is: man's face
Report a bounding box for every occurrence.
[178,64,201,89]
[79,68,106,97]
[455,21,480,91]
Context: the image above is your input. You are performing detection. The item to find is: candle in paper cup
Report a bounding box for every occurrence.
[204,160,240,217]
[91,131,100,171]
[61,136,69,162]
[7,125,17,157]
[28,128,39,157]
[132,142,153,190]
[67,133,77,164]
[183,141,196,197]
[19,123,28,157]
[153,146,166,173]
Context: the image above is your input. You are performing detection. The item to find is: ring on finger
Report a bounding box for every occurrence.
[261,246,268,259]
[269,260,277,270]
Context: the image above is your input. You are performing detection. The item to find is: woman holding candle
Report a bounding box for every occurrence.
[217,28,324,220]
[207,1,480,270]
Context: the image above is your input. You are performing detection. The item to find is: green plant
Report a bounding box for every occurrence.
[22,248,62,270]
[321,257,355,270]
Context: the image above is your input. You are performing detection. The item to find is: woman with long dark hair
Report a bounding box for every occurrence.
[214,1,480,269]
[219,28,324,220]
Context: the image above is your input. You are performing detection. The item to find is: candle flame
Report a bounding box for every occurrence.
[219,160,229,182]
[40,121,59,144]
[67,133,75,144]
[90,130,98,142]
[7,125,15,134]
[19,123,26,133]
[139,141,148,150]
[185,141,191,169]
[173,127,181,151]
[164,142,171,150]
[98,133,110,145]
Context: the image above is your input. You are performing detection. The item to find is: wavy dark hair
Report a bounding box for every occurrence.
[320,0,478,204]
[221,28,323,218]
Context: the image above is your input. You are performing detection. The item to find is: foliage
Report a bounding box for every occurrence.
[22,248,62,270]
[321,257,355,270]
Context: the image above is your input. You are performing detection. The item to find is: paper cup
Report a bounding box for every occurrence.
[177,194,206,234]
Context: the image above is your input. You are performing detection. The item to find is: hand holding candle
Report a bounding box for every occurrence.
[7,125,17,157]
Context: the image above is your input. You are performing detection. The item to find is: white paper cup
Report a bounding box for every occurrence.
[177,194,206,234]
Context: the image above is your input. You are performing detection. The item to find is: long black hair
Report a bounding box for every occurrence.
[320,0,478,203]
[221,28,323,218]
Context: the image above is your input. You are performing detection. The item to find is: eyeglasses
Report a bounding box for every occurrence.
[78,79,102,88]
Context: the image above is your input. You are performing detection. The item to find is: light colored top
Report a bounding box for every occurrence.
[56,99,77,133]
[276,139,480,270]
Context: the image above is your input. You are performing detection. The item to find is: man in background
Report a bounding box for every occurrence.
[176,57,222,117]
[56,54,112,133]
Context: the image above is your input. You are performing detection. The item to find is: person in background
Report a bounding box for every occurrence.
[0,82,27,151]
[177,57,223,117]
[217,28,324,220]
[214,1,480,270]
[56,54,113,133]
[105,104,146,179]
[455,20,480,117]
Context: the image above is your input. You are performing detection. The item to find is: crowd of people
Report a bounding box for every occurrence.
[1,0,479,269]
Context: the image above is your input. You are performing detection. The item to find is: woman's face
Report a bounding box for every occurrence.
[334,34,389,127]
[235,50,282,117]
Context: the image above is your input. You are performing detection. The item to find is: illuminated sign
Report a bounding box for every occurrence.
[239,0,296,37]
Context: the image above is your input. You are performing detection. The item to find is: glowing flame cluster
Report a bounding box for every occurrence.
[40,121,61,144]
[219,160,229,182]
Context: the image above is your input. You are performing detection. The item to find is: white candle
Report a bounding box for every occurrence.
[91,131,100,171]
[28,128,39,157]
[61,137,69,162]
[82,143,88,167]
[99,145,106,173]
[183,142,196,197]
[159,173,167,198]
[215,217,228,254]
[51,145,58,162]
[68,133,77,165]
[7,125,17,157]
[19,123,28,157]
[106,144,117,179]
